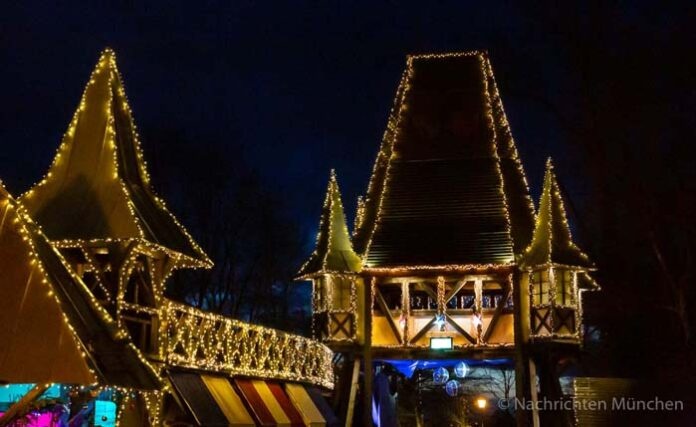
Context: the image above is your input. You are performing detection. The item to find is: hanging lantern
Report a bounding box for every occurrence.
[445,379,461,397]
[398,314,406,330]
[434,313,446,330]
[433,367,449,385]
[472,312,482,327]
[454,361,468,378]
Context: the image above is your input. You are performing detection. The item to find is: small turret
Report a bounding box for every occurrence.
[297,170,363,345]
[520,158,599,339]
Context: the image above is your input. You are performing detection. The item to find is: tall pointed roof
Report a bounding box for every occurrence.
[520,159,594,269]
[353,51,536,269]
[0,182,160,388]
[297,170,361,279]
[20,48,210,267]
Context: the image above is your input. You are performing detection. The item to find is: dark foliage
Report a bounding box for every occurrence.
[143,128,310,334]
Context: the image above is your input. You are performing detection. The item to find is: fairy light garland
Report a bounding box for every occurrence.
[352,65,410,248]
[479,54,515,261]
[482,55,537,225]
[401,281,410,341]
[364,262,515,276]
[436,276,446,317]
[361,57,416,262]
[164,301,334,389]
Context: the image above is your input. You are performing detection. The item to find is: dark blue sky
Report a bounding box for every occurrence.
[0,1,679,244]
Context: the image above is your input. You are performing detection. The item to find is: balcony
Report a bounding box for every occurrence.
[162,301,335,389]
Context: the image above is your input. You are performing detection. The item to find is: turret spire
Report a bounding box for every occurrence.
[521,158,593,269]
[297,170,361,278]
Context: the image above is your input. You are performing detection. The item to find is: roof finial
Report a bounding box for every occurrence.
[546,157,554,170]
[100,47,115,60]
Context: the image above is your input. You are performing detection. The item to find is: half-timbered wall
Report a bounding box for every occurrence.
[312,274,364,345]
[369,273,515,348]
[528,267,582,340]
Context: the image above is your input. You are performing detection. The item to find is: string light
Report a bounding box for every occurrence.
[164,301,334,389]
[364,262,516,276]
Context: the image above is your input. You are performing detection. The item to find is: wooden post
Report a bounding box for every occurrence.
[513,269,540,427]
[345,357,361,427]
[362,276,374,427]
[536,351,574,427]
[363,350,373,427]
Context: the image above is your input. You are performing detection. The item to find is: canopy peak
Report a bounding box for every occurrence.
[20,49,211,268]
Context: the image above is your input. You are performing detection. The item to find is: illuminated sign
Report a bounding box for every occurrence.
[429,337,453,350]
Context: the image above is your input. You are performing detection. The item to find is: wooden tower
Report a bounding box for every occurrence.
[297,171,366,425]
[299,52,600,426]
[516,158,599,425]
[20,48,212,360]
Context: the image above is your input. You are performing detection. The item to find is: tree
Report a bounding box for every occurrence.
[143,128,307,332]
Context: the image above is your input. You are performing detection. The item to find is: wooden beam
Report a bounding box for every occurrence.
[444,313,477,344]
[375,288,403,345]
[0,384,49,427]
[483,281,511,343]
[408,316,436,345]
[445,279,469,303]
[330,312,352,337]
[417,282,438,301]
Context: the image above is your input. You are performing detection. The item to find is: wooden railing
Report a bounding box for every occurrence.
[163,301,334,389]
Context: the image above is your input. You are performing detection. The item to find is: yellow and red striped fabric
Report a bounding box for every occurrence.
[234,379,304,426]
[169,372,336,426]
[284,383,328,427]
[201,375,255,426]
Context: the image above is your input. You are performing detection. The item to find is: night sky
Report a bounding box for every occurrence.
[0,1,688,244]
[2,3,695,411]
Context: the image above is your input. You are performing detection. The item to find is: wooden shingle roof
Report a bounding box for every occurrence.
[354,52,535,269]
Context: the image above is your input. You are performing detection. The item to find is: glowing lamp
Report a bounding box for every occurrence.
[430,337,453,350]
[445,379,461,397]
[433,367,449,385]
[472,313,482,327]
[454,361,468,378]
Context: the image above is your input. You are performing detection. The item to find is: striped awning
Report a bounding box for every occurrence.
[202,376,256,426]
[169,372,254,426]
[168,372,336,426]
[234,379,304,426]
[285,383,339,427]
